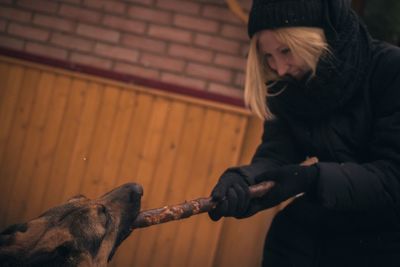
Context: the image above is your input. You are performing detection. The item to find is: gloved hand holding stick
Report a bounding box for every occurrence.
[131,157,318,229]
[131,180,275,229]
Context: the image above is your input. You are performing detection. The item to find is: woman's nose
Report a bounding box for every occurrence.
[275,58,289,76]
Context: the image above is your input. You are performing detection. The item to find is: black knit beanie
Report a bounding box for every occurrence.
[248,0,324,38]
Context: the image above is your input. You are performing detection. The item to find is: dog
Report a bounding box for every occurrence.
[0,183,143,267]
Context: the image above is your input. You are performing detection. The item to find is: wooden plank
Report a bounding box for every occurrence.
[23,75,72,220]
[0,62,10,103]
[0,68,40,227]
[146,105,206,267]
[109,93,155,267]
[166,108,222,267]
[186,113,248,267]
[132,100,187,267]
[131,96,171,195]
[61,82,103,201]
[0,65,24,172]
[115,93,154,185]
[39,78,88,211]
[5,71,55,224]
[213,209,278,267]
[79,85,121,199]
[98,89,137,195]
[129,97,171,267]
[112,96,171,267]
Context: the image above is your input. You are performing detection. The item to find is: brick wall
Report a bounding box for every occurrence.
[0,0,251,99]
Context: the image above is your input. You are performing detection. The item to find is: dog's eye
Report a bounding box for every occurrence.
[98,205,107,214]
[96,205,109,227]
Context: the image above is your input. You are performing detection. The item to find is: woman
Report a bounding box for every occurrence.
[208,0,400,266]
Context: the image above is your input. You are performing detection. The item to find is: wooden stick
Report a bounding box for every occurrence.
[131,181,275,229]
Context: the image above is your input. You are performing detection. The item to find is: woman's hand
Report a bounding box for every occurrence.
[208,158,319,221]
[252,164,319,209]
[208,169,251,221]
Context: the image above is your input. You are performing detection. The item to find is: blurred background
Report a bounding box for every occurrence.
[360,0,400,46]
[0,0,398,266]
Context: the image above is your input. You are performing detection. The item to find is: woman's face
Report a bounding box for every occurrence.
[258,30,311,80]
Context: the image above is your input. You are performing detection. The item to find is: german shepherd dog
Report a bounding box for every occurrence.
[0,183,143,267]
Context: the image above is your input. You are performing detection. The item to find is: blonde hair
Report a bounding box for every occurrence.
[244,27,330,119]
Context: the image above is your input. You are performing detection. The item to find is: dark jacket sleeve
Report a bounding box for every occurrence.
[236,117,305,184]
[316,53,400,212]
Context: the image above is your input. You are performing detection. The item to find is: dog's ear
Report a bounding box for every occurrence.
[0,223,28,236]
[0,223,28,247]
[27,241,81,267]
[0,223,29,264]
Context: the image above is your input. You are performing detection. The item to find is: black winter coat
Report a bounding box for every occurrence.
[237,2,400,265]
[241,40,400,267]
[245,40,400,215]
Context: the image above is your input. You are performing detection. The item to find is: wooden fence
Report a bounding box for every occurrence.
[0,55,278,267]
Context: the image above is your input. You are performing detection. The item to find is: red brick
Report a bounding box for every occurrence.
[94,43,139,63]
[124,0,154,5]
[128,6,171,24]
[8,23,49,41]
[61,0,81,4]
[0,19,6,32]
[241,43,249,57]
[17,0,59,13]
[83,0,126,14]
[221,24,248,41]
[168,44,213,63]
[234,72,245,87]
[70,52,112,69]
[238,0,252,11]
[186,63,232,83]
[33,14,76,32]
[202,5,242,25]
[156,0,200,15]
[148,25,192,44]
[51,33,94,52]
[0,35,24,49]
[26,42,68,60]
[103,15,146,34]
[59,4,102,23]
[194,33,240,54]
[208,82,244,98]
[140,53,185,72]
[77,23,120,43]
[121,34,166,53]
[173,14,219,33]
[215,54,246,71]
[161,72,206,90]
[114,62,159,79]
[0,7,31,22]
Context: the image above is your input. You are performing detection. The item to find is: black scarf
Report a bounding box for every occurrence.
[267,1,373,122]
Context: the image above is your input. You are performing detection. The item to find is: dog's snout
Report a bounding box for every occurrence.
[101,183,143,204]
[125,183,143,204]
[123,183,143,196]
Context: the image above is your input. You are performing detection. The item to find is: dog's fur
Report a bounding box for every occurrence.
[0,183,142,267]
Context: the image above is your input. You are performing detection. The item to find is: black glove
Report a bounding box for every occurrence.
[245,164,319,216]
[208,168,251,221]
